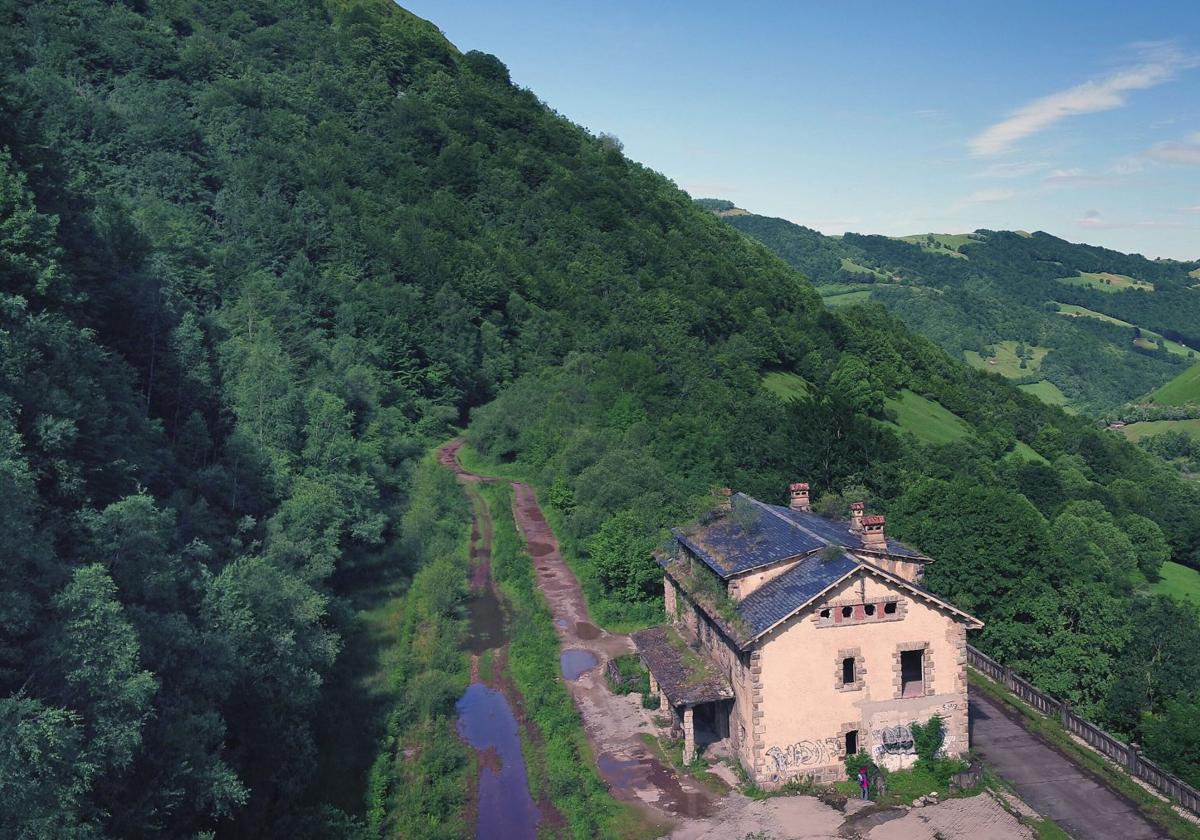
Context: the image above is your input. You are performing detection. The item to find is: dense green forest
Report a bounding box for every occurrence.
[707,205,1200,414]
[4,1,1200,837]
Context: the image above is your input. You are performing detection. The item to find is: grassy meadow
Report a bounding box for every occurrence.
[883,390,970,445]
[1150,561,1200,607]
[762,371,811,402]
[1148,360,1200,405]
[964,341,1050,378]
[1118,418,1200,442]
[1018,380,1071,408]
[1057,271,1154,293]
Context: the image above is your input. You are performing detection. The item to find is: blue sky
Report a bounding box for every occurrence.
[404,2,1200,260]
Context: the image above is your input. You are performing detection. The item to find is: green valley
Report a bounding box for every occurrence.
[4,2,1200,837]
[711,205,1200,414]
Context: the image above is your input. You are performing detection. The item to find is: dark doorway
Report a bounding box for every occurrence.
[901,649,924,698]
[845,729,858,756]
[693,700,732,752]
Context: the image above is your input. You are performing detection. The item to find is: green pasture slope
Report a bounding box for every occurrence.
[1150,561,1200,607]
[883,390,970,444]
[1057,271,1154,294]
[1119,419,1200,443]
[1148,361,1200,406]
[761,371,810,402]
[1019,380,1071,407]
[964,341,1050,378]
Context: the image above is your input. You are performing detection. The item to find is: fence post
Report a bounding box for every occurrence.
[1059,699,1072,730]
[1002,665,1013,691]
[1129,742,1141,776]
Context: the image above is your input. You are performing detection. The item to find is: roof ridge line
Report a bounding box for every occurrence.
[746,494,851,550]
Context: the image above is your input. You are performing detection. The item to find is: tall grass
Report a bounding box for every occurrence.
[364,454,473,839]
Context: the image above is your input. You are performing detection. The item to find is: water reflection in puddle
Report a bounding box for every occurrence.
[560,648,599,681]
[456,684,539,840]
[465,589,508,655]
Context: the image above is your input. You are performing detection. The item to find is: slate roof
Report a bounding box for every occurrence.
[672,493,925,581]
[737,552,860,637]
[631,624,735,706]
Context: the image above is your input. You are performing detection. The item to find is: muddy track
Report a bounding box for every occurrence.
[444,439,561,839]
[441,439,719,830]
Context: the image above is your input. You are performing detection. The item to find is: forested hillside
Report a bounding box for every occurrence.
[4,1,1200,837]
[706,203,1200,415]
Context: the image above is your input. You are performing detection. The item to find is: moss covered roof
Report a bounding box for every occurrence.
[630,624,734,707]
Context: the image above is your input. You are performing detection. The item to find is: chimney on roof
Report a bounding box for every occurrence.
[862,515,887,550]
[849,501,865,532]
[718,487,733,512]
[789,482,811,512]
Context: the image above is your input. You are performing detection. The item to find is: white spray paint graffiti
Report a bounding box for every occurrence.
[766,737,842,779]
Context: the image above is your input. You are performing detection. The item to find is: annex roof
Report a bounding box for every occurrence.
[631,624,735,706]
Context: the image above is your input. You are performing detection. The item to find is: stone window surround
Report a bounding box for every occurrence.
[838,720,861,757]
[834,647,865,692]
[813,596,907,628]
[892,641,934,699]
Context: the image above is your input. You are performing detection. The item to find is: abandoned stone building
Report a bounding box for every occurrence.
[631,484,982,787]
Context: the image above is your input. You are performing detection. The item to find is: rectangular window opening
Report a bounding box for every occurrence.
[845,729,858,756]
[900,649,924,698]
[842,656,856,685]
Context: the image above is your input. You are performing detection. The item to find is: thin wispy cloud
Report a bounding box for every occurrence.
[973,160,1049,179]
[1075,209,1193,230]
[965,188,1017,203]
[969,42,1196,157]
[1147,132,1200,165]
[1044,168,1120,187]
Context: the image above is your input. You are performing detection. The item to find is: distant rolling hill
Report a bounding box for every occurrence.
[701,202,1200,416]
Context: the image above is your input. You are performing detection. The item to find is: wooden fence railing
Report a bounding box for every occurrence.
[967,644,1200,815]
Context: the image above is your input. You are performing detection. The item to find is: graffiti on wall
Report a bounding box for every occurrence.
[874,724,914,755]
[870,701,966,759]
[766,737,842,777]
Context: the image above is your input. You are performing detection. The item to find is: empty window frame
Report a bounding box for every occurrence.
[900,648,924,698]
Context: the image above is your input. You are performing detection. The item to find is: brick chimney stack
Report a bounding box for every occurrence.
[862,515,887,550]
[789,482,811,512]
[849,501,865,532]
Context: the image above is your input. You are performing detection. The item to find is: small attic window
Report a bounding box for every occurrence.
[841,606,853,618]
[820,608,831,619]
[864,604,876,616]
[884,602,898,615]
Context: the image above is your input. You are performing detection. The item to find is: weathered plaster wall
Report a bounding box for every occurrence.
[754,573,969,785]
[664,575,756,771]
[729,557,803,600]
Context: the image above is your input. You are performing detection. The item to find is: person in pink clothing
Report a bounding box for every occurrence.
[858,766,870,800]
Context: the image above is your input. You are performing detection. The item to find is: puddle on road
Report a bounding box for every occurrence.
[573,621,601,640]
[527,540,553,556]
[560,648,599,681]
[456,684,540,839]
[465,588,508,655]
[597,752,714,818]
